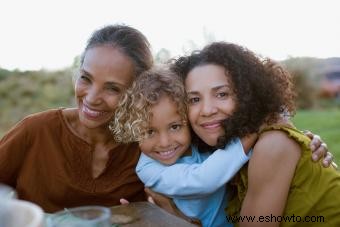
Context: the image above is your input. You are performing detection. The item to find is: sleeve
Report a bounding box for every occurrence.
[0,118,30,187]
[136,138,250,198]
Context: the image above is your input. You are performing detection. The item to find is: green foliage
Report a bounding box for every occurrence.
[292,109,340,163]
[290,69,316,109]
[0,68,75,136]
[0,68,12,81]
[283,57,340,110]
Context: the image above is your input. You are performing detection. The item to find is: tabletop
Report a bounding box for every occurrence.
[109,202,198,226]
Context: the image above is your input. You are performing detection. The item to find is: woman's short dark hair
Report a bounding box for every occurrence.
[80,24,153,76]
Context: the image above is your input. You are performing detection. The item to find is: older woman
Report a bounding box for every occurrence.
[0,25,152,212]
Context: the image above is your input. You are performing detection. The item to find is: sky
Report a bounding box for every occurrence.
[1,0,339,71]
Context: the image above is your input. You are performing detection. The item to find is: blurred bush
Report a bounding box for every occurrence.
[1,56,339,137]
[0,68,75,136]
[283,57,340,110]
[290,69,317,109]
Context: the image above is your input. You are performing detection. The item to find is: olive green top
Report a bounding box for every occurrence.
[226,125,340,227]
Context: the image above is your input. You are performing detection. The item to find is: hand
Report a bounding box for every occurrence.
[119,198,130,205]
[304,130,337,168]
[144,187,201,226]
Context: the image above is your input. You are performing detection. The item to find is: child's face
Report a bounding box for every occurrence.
[139,95,192,165]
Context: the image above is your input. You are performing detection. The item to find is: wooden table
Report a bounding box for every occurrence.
[110,202,198,226]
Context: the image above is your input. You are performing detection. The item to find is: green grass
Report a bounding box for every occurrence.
[292,109,340,164]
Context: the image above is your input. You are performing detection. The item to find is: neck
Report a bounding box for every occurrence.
[63,108,116,146]
[78,125,114,145]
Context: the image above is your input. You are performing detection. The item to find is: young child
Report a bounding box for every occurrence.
[111,66,255,227]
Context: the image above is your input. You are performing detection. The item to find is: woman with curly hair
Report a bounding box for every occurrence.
[112,66,256,227]
[171,42,340,226]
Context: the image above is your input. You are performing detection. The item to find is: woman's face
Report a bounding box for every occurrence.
[185,64,236,146]
[75,45,134,129]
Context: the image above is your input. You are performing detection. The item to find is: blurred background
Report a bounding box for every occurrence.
[0,0,339,161]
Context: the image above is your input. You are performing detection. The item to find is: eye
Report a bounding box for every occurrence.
[146,129,155,137]
[216,92,228,98]
[170,124,182,131]
[188,97,200,104]
[79,74,91,83]
[106,85,121,93]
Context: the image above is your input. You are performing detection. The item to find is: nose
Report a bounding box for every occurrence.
[158,132,171,148]
[200,99,218,117]
[85,86,102,105]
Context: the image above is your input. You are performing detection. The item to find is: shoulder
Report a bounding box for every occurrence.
[22,108,63,126]
[2,108,62,137]
[0,109,65,152]
[12,108,66,142]
[253,129,301,160]
[248,130,301,181]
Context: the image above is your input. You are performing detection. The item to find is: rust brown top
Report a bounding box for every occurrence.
[0,109,145,212]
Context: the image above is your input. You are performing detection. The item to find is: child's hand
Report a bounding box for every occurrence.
[119,198,130,205]
[241,133,258,154]
[304,130,336,168]
[144,187,202,226]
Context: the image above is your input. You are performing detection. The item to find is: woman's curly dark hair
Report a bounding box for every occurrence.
[171,42,296,150]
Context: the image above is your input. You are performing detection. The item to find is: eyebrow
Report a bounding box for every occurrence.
[187,85,230,95]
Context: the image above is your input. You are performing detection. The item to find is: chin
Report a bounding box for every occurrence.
[205,141,218,147]
[200,135,219,147]
[158,159,176,166]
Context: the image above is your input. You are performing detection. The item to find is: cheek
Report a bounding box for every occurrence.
[181,128,192,145]
[225,98,237,114]
[74,81,84,97]
[106,95,122,110]
[187,106,198,125]
[139,141,152,154]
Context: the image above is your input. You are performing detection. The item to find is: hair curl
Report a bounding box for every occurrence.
[110,66,188,143]
[171,42,296,150]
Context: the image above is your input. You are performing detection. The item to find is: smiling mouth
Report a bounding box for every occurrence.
[82,104,110,119]
[201,121,222,129]
[156,146,179,159]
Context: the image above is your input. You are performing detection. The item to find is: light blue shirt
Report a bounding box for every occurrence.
[136,138,250,227]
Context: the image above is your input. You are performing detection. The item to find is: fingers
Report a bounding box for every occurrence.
[144,188,156,204]
[147,196,155,204]
[322,151,333,167]
[310,135,322,152]
[144,187,165,207]
[144,187,157,198]
[302,130,323,152]
[311,143,327,162]
[331,161,339,170]
[119,198,130,205]
[304,131,334,167]
[303,130,313,139]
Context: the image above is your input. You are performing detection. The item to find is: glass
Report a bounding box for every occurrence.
[48,206,111,227]
[0,184,17,227]
[0,183,17,200]
[0,200,43,227]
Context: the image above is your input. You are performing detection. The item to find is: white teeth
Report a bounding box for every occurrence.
[159,149,175,156]
[83,105,107,117]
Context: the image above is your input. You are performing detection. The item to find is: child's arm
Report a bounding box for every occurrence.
[136,138,250,198]
[240,133,257,154]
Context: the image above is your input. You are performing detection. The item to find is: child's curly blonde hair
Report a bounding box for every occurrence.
[110,66,188,143]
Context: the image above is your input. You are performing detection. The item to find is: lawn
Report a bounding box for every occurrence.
[292,109,340,164]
